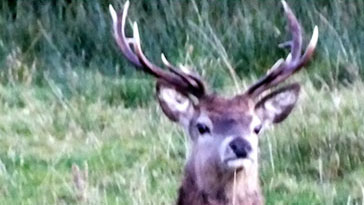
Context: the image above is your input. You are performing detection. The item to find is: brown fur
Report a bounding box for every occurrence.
[199,94,253,114]
[174,95,264,205]
[177,164,263,205]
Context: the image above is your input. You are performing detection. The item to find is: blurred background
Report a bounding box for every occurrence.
[0,0,363,204]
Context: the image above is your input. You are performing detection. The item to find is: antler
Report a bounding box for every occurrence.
[109,1,206,98]
[245,0,319,98]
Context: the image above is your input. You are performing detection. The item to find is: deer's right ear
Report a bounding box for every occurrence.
[156,82,195,127]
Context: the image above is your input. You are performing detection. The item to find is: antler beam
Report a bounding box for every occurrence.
[245,0,318,98]
[109,1,206,98]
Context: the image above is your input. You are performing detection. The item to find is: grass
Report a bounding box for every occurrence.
[0,0,364,204]
[1,0,363,82]
[0,74,363,204]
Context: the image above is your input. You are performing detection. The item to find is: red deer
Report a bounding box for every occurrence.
[109,1,318,204]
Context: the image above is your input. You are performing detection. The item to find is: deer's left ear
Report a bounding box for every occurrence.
[255,83,300,124]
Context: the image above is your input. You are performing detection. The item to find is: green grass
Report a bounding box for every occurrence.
[0,74,363,204]
[0,0,364,204]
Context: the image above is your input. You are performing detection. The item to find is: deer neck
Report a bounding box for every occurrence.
[177,162,263,205]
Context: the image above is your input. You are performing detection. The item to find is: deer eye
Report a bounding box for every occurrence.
[196,123,210,135]
[254,124,262,135]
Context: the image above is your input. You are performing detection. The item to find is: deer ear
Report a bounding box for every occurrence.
[255,83,300,125]
[156,82,195,127]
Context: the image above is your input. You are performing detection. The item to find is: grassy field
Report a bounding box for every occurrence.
[1,0,364,204]
[0,75,364,204]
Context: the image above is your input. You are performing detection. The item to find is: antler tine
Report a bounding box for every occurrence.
[109,2,141,67]
[245,0,318,98]
[281,0,302,64]
[161,54,206,92]
[110,1,206,98]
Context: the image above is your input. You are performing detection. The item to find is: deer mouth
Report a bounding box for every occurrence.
[224,157,254,170]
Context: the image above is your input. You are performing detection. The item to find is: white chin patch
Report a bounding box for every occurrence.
[226,158,252,170]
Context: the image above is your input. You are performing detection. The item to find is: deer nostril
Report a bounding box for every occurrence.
[229,138,252,158]
[230,143,237,151]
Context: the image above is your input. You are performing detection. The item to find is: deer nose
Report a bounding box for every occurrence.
[229,138,252,158]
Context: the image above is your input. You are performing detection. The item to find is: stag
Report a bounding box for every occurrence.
[109,1,318,204]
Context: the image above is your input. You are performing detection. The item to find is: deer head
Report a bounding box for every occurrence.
[110,1,318,202]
